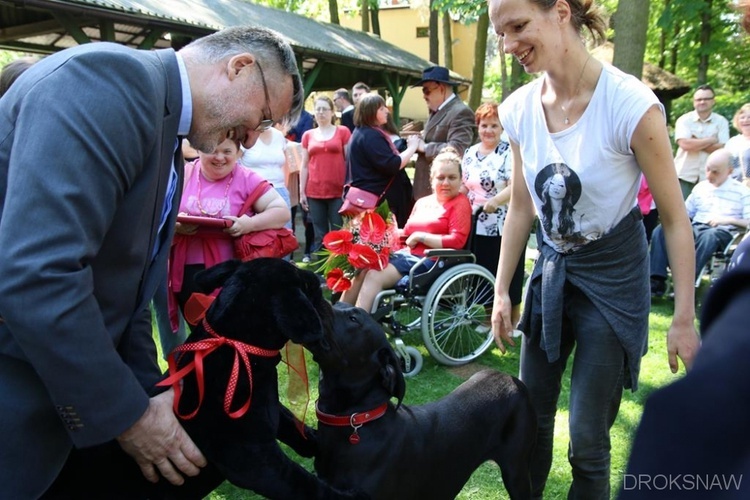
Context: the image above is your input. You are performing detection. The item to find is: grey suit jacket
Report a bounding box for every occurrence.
[0,43,183,496]
[413,96,475,200]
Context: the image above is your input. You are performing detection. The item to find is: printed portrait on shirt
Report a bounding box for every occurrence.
[534,163,586,249]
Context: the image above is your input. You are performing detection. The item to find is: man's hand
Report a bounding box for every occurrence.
[116,389,207,485]
[706,216,733,227]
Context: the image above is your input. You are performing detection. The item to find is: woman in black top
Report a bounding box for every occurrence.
[347,94,419,225]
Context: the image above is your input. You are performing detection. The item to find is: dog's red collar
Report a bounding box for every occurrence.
[315,401,388,445]
[157,318,279,420]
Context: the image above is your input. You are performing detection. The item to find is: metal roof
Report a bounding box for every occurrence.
[0,0,471,90]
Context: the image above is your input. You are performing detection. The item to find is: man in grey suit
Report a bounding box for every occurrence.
[0,26,302,497]
[412,66,475,199]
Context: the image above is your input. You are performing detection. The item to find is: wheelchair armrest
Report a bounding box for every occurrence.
[423,249,474,259]
[724,229,748,256]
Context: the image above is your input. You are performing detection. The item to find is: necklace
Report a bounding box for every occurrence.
[561,54,592,125]
[196,169,234,216]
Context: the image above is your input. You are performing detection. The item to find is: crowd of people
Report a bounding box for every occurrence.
[3,0,750,496]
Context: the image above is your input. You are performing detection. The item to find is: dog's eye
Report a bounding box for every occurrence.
[349,315,359,324]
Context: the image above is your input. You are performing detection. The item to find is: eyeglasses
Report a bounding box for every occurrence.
[254,61,274,132]
[315,107,332,113]
[422,84,440,96]
[694,97,714,102]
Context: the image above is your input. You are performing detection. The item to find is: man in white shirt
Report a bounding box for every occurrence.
[673,85,730,199]
[651,149,750,295]
[333,88,355,132]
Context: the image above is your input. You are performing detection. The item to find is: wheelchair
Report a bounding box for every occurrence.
[368,212,496,378]
[695,229,747,286]
[659,229,747,300]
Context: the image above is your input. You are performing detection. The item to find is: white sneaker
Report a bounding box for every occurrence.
[475,324,491,334]
[302,255,311,264]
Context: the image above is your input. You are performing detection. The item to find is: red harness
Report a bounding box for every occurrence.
[157,318,279,419]
[315,401,389,445]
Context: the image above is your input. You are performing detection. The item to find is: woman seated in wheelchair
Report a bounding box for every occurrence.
[340,147,472,312]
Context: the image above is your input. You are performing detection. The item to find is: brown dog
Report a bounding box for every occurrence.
[307,302,536,500]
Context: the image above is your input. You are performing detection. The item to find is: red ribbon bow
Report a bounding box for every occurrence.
[157,318,278,420]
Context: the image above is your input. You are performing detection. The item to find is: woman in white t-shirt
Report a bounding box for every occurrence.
[239,126,292,228]
[724,103,750,184]
[488,0,700,498]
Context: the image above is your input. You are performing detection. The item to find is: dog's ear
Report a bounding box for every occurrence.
[194,259,242,292]
[270,290,328,348]
[377,347,406,404]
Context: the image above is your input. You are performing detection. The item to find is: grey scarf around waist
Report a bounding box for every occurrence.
[522,207,649,390]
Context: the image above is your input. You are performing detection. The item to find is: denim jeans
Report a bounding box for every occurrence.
[520,282,625,500]
[650,222,733,280]
[308,197,343,254]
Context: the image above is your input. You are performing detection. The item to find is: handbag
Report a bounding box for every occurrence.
[338,185,381,217]
[338,128,400,218]
[233,181,299,261]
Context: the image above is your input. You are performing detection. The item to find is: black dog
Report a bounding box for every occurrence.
[161,258,365,499]
[44,259,362,499]
[307,302,536,500]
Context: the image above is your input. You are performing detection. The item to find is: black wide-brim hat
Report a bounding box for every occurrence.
[411,65,462,87]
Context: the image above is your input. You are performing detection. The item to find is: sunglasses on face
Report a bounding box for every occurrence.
[422,85,440,96]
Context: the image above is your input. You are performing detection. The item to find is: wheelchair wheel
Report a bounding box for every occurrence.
[421,264,495,366]
[393,339,423,377]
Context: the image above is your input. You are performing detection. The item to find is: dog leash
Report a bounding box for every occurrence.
[315,401,389,445]
[158,318,279,420]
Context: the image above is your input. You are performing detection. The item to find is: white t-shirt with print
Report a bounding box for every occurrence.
[462,137,512,236]
[500,63,661,253]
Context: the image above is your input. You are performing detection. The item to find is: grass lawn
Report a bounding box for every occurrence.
[156,292,691,500]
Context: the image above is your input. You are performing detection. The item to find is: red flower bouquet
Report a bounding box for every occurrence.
[316,203,399,292]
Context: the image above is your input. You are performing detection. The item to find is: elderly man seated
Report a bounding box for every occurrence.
[650,148,750,296]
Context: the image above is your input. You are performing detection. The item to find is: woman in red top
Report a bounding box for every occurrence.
[342,148,472,311]
[300,96,352,255]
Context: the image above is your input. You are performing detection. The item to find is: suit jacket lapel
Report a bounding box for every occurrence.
[425,99,456,139]
[136,49,184,313]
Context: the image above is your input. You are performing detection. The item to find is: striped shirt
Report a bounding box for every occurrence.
[686,177,750,231]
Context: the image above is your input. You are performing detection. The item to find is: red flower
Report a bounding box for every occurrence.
[348,244,380,270]
[377,247,390,270]
[359,212,387,245]
[326,268,352,292]
[323,230,354,255]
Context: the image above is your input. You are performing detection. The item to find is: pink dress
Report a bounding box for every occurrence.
[168,160,270,329]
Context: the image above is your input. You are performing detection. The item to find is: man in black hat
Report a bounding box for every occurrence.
[411,65,475,199]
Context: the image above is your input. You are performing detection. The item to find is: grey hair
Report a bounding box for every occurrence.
[181,26,303,127]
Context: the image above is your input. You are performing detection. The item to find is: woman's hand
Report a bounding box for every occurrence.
[483,199,499,214]
[300,193,309,211]
[405,232,426,248]
[223,214,253,238]
[174,214,198,235]
[491,289,516,354]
